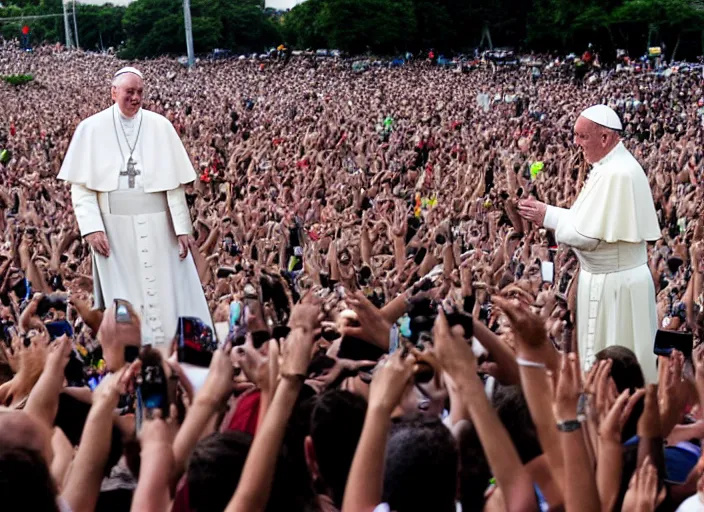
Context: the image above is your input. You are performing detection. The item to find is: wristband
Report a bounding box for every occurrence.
[516,357,546,369]
[556,419,582,433]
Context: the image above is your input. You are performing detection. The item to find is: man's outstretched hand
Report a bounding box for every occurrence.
[517,197,548,225]
[85,232,110,257]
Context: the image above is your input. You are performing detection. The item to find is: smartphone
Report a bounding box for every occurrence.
[136,347,170,433]
[87,374,103,391]
[338,330,386,361]
[217,267,237,279]
[177,316,217,368]
[114,299,132,324]
[541,261,555,283]
[46,320,73,340]
[653,329,693,360]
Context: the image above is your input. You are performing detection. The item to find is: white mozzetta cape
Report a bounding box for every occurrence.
[570,142,660,243]
[57,106,196,192]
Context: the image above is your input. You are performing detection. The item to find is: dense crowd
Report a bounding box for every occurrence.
[1,41,704,511]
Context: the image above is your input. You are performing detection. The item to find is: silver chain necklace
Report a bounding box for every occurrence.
[112,105,144,188]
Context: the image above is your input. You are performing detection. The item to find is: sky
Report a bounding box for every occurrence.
[79,0,302,7]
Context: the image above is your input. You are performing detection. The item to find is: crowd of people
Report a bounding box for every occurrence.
[1,41,704,511]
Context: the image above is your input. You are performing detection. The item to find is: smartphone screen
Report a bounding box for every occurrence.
[541,261,554,283]
[115,299,131,323]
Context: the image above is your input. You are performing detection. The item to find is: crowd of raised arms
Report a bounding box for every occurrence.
[2,41,704,512]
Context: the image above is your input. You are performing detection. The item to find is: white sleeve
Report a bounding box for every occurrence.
[70,184,105,237]
[167,186,192,236]
[543,205,600,251]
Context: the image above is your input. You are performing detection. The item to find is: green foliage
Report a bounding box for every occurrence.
[75,4,127,51]
[120,0,280,58]
[1,0,704,58]
[2,73,34,85]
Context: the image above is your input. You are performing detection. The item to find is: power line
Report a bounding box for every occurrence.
[0,14,64,22]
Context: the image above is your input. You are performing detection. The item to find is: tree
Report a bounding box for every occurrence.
[120,0,278,58]
[612,0,704,59]
[76,4,126,51]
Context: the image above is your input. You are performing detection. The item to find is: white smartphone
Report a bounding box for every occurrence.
[541,261,555,283]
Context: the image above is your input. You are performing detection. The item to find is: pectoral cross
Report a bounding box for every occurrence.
[120,157,140,189]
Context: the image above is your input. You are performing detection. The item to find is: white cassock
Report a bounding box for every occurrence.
[58,105,212,355]
[543,141,661,383]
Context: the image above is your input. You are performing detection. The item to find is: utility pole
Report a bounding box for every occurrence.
[62,1,73,48]
[183,0,195,68]
[72,0,80,48]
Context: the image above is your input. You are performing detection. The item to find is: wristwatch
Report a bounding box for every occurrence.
[556,419,582,433]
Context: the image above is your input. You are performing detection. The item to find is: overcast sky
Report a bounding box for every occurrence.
[80,0,302,8]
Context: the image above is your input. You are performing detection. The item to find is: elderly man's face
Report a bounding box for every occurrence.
[111,73,144,118]
[573,116,611,164]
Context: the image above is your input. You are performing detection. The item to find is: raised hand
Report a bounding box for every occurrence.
[367,350,416,415]
[199,343,235,406]
[432,308,477,379]
[598,385,645,443]
[554,353,582,422]
[621,456,666,512]
[344,290,392,350]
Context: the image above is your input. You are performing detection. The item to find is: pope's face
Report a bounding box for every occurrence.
[112,74,144,118]
[573,116,607,164]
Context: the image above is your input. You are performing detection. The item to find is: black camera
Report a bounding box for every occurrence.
[406,296,474,345]
[136,347,171,431]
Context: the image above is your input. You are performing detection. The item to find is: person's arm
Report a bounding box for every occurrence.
[19,293,44,331]
[226,301,320,512]
[554,353,600,512]
[69,293,103,333]
[491,297,565,498]
[637,385,666,482]
[61,364,138,512]
[25,336,72,429]
[171,346,234,488]
[597,389,643,512]
[167,186,193,236]
[18,237,49,295]
[393,233,406,272]
[70,184,106,237]
[342,350,416,512]
[131,414,177,512]
[199,224,220,255]
[442,241,455,280]
[543,206,600,251]
[433,311,537,512]
[379,290,410,324]
[361,220,372,266]
[472,319,519,386]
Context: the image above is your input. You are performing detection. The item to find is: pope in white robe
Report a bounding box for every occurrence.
[58,67,212,356]
[519,105,661,383]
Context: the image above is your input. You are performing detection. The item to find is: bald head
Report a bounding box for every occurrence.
[573,115,620,165]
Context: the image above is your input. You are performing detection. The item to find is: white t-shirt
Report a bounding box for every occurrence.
[676,494,704,512]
